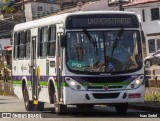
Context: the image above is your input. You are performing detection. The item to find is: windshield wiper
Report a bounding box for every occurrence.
[111,29,124,56]
[83,29,98,55]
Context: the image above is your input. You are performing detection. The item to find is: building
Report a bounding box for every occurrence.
[124,0,160,57]
[108,0,135,6]
[61,0,123,12]
[24,1,60,21]
[0,38,11,72]
[108,0,135,4]
[68,0,110,12]
[55,0,97,4]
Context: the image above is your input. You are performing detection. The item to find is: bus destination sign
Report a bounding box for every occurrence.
[66,14,139,29]
[88,18,131,25]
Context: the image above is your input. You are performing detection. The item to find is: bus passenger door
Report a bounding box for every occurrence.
[30,28,38,102]
[56,23,64,103]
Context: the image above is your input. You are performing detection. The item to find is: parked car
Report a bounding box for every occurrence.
[144,50,160,67]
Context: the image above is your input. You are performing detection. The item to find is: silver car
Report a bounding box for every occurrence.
[144,50,160,67]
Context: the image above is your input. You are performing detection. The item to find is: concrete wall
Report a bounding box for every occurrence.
[24,3,33,22]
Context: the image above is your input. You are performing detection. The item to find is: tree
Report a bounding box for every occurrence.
[3,0,10,3]
[2,0,15,13]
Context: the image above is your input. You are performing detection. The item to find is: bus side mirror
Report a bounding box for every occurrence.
[60,35,66,47]
[141,31,145,43]
[11,30,13,45]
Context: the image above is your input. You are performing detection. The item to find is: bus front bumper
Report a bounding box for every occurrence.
[63,85,145,105]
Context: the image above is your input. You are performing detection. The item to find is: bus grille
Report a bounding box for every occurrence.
[80,76,130,83]
[87,86,123,90]
[92,93,120,99]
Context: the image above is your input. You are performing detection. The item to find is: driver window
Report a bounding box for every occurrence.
[67,33,78,60]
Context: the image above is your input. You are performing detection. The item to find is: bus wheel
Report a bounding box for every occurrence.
[145,60,152,67]
[85,104,94,109]
[37,102,44,111]
[114,103,128,113]
[49,82,56,104]
[55,104,67,115]
[24,86,34,111]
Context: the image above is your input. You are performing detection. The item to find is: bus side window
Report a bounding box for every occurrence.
[48,25,56,56]
[18,31,25,59]
[39,27,49,58]
[13,33,18,59]
[38,28,41,57]
[25,30,30,59]
[17,32,20,58]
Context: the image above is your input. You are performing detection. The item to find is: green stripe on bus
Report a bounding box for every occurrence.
[13,80,21,84]
[40,81,48,86]
[54,82,69,87]
[27,81,31,85]
[63,82,69,87]
[13,80,129,87]
[13,80,48,86]
[12,80,68,87]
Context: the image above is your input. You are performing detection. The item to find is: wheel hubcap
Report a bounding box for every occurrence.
[146,61,150,66]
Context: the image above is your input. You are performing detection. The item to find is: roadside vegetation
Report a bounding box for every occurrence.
[145,88,160,102]
[0,81,15,96]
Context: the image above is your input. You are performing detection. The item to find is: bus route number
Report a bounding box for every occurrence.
[69,60,85,68]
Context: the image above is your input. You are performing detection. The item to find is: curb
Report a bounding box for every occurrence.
[128,103,160,113]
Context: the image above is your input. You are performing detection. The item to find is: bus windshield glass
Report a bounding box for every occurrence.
[66,30,142,74]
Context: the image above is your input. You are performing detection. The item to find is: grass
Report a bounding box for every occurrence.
[0,81,15,96]
[0,90,15,96]
[0,91,13,96]
[145,92,160,102]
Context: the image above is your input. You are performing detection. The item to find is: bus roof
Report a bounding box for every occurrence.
[14,11,137,32]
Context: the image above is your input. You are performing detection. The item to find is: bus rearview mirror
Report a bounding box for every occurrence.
[141,31,145,43]
[61,35,66,47]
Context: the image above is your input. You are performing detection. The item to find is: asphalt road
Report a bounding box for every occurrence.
[0,95,159,121]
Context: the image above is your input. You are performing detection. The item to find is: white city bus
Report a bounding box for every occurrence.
[12,11,145,114]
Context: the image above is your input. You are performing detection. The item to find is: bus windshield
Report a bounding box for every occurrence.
[66,30,142,74]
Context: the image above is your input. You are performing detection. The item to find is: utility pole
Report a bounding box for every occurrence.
[119,0,124,11]
[22,0,24,10]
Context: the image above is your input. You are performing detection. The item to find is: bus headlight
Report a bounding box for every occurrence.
[70,81,76,86]
[126,76,143,89]
[135,80,141,85]
[65,77,86,90]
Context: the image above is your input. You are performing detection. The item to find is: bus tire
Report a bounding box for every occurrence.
[85,104,94,109]
[115,103,128,113]
[145,60,152,67]
[37,102,44,111]
[49,81,56,104]
[55,104,67,115]
[24,86,35,111]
